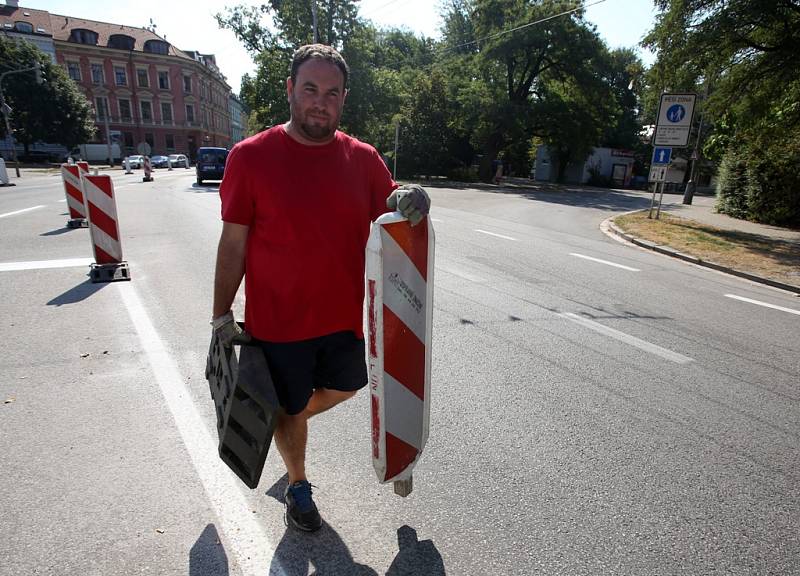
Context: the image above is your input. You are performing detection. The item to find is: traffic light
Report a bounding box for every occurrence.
[34,62,45,84]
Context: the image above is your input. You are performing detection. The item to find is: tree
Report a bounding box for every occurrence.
[0,37,95,153]
[440,0,613,181]
[643,0,800,225]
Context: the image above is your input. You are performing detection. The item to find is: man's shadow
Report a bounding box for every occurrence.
[266,475,445,576]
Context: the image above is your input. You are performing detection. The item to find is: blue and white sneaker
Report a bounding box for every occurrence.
[284,480,322,532]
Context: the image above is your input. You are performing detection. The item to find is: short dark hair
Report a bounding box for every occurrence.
[290,44,349,89]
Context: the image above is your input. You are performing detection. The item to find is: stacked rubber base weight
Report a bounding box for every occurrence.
[205,330,279,489]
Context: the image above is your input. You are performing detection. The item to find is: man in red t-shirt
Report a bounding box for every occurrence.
[211,44,430,532]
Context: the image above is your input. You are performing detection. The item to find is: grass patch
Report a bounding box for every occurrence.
[614,211,800,286]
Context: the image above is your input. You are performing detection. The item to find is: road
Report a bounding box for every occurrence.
[1,169,798,575]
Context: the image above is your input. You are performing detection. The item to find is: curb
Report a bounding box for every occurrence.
[603,212,800,296]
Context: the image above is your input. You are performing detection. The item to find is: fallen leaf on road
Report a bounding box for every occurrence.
[80,353,90,358]
[102,351,109,355]
[155,528,165,534]
[4,397,15,404]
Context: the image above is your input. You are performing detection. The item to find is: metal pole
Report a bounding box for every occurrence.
[656,180,666,219]
[0,85,21,177]
[103,100,113,167]
[311,1,318,43]
[648,180,657,218]
[393,122,399,180]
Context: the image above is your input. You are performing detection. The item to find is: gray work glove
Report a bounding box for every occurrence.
[210,310,251,348]
[386,184,431,226]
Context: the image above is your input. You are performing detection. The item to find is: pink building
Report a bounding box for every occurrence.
[1,5,232,160]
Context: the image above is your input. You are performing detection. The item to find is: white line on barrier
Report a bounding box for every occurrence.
[724,294,800,316]
[475,229,517,241]
[569,252,640,272]
[0,258,93,272]
[560,312,694,364]
[117,283,282,576]
[0,205,46,219]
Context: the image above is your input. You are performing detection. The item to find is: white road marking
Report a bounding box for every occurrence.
[0,205,46,219]
[725,294,800,316]
[560,312,694,364]
[436,263,486,283]
[569,252,640,272]
[117,283,281,576]
[475,229,517,241]
[431,218,443,223]
[0,258,93,272]
[58,199,67,202]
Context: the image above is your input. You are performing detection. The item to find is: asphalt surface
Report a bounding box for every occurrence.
[1,169,798,575]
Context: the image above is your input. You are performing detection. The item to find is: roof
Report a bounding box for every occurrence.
[0,5,191,60]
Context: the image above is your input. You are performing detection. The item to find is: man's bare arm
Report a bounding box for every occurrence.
[212,222,249,319]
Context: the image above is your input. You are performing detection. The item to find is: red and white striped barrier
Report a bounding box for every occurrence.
[142,156,153,182]
[76,161,89,174]
[366,212,434,497]
[80,172,130,282]
[61,163,88,228]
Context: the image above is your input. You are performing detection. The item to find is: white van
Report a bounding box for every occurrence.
[67,144,121,163]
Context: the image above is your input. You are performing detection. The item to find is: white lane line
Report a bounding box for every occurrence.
[431,218,443,223]
[570,252,640,272]
[436,263,486,283]
[0,258,93,272]
[117,283,281,576]
[475,229,517,241]
[725,294,800,316]
[0,205,46,219]
[560,312,694,364]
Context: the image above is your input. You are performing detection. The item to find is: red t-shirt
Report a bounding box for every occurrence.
[220,125,396,342]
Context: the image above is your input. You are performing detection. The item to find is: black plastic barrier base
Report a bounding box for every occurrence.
[90,261,131,283]
[67,218,88,229]
[205,331,279,489]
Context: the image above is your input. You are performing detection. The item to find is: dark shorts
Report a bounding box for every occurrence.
[253,331,367,416]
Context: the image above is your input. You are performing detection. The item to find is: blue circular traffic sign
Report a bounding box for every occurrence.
[666,104,686,123]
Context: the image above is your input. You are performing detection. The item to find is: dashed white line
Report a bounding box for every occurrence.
[0,205,46,219]
[560,312,694,364]
[0,258,93,272]
[116,282,280,576]
[475,229,516,241]
[570,253,640,271]
[725,294,800,316]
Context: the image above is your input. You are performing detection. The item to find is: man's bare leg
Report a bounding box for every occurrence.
[274,388,357,483]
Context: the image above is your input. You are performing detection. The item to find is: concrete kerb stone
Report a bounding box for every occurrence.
[602,210,800,296]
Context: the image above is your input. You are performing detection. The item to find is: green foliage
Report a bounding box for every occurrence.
[0,36,95,151]
[221,0,644,185]
[645,0,800,225]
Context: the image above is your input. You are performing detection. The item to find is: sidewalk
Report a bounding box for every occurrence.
[606,193,800,295]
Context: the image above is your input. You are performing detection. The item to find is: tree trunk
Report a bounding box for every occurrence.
[479,134,503,183]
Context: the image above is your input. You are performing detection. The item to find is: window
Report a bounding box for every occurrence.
[119,99,131,121]
[14,22,33,33]
[95,97,108,120]
[69,29,98,45]
[158,71,170,90]
[160,102,173,124]
[114,66,127,86]
[140,101,153,122]
[66,61,81,81]
[123,132,134,148]
[165,134,175,150]
[145,133,154,149]
[143,40,169,55]
[185,104,194,123]
[90,63,104,85]
[183,75,191,93]
[137,68,149,88]
[107,34,135,50]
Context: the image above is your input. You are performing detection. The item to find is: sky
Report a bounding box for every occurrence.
[34,0,657,95]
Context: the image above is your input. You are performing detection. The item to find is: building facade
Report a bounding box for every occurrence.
[0,4,232,161]
[229,93,247,145]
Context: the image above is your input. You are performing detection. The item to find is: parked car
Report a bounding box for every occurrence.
[169,154,189,168]
[126,155,144,169]
[195,147,228,184]
[150,155,170,168]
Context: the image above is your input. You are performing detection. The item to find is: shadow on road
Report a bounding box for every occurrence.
[190,524,229,576]
[191,182,221,193]
[46,278,107,306]
[265,475,446,575]
[40,227,76,236]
